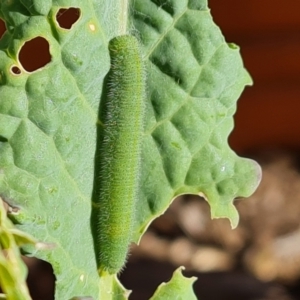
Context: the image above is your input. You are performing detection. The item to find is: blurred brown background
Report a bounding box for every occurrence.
[212,0,300,153]
[1,1,300,300]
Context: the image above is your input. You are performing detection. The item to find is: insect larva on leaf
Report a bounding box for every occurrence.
[95,35,145,275]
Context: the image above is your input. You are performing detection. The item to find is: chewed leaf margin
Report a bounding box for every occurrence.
[130,0,261,241]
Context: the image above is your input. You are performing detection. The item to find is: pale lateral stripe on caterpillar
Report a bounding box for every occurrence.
[96,35,145,275]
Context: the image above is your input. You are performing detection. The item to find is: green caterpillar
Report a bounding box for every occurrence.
[96,35,145,275]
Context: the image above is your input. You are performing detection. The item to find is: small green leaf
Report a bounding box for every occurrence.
[150,267,197,300]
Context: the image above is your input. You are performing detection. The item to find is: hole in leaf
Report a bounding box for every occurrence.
[11,66,22,75]
[25,257,55,299]
[18,37,51,72]
[0,19,6,40]
[56,7,81,29]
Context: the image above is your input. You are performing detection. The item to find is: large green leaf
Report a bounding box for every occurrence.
[0,0,261,299]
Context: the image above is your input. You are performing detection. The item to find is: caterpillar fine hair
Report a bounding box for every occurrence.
[96,35,145,275]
